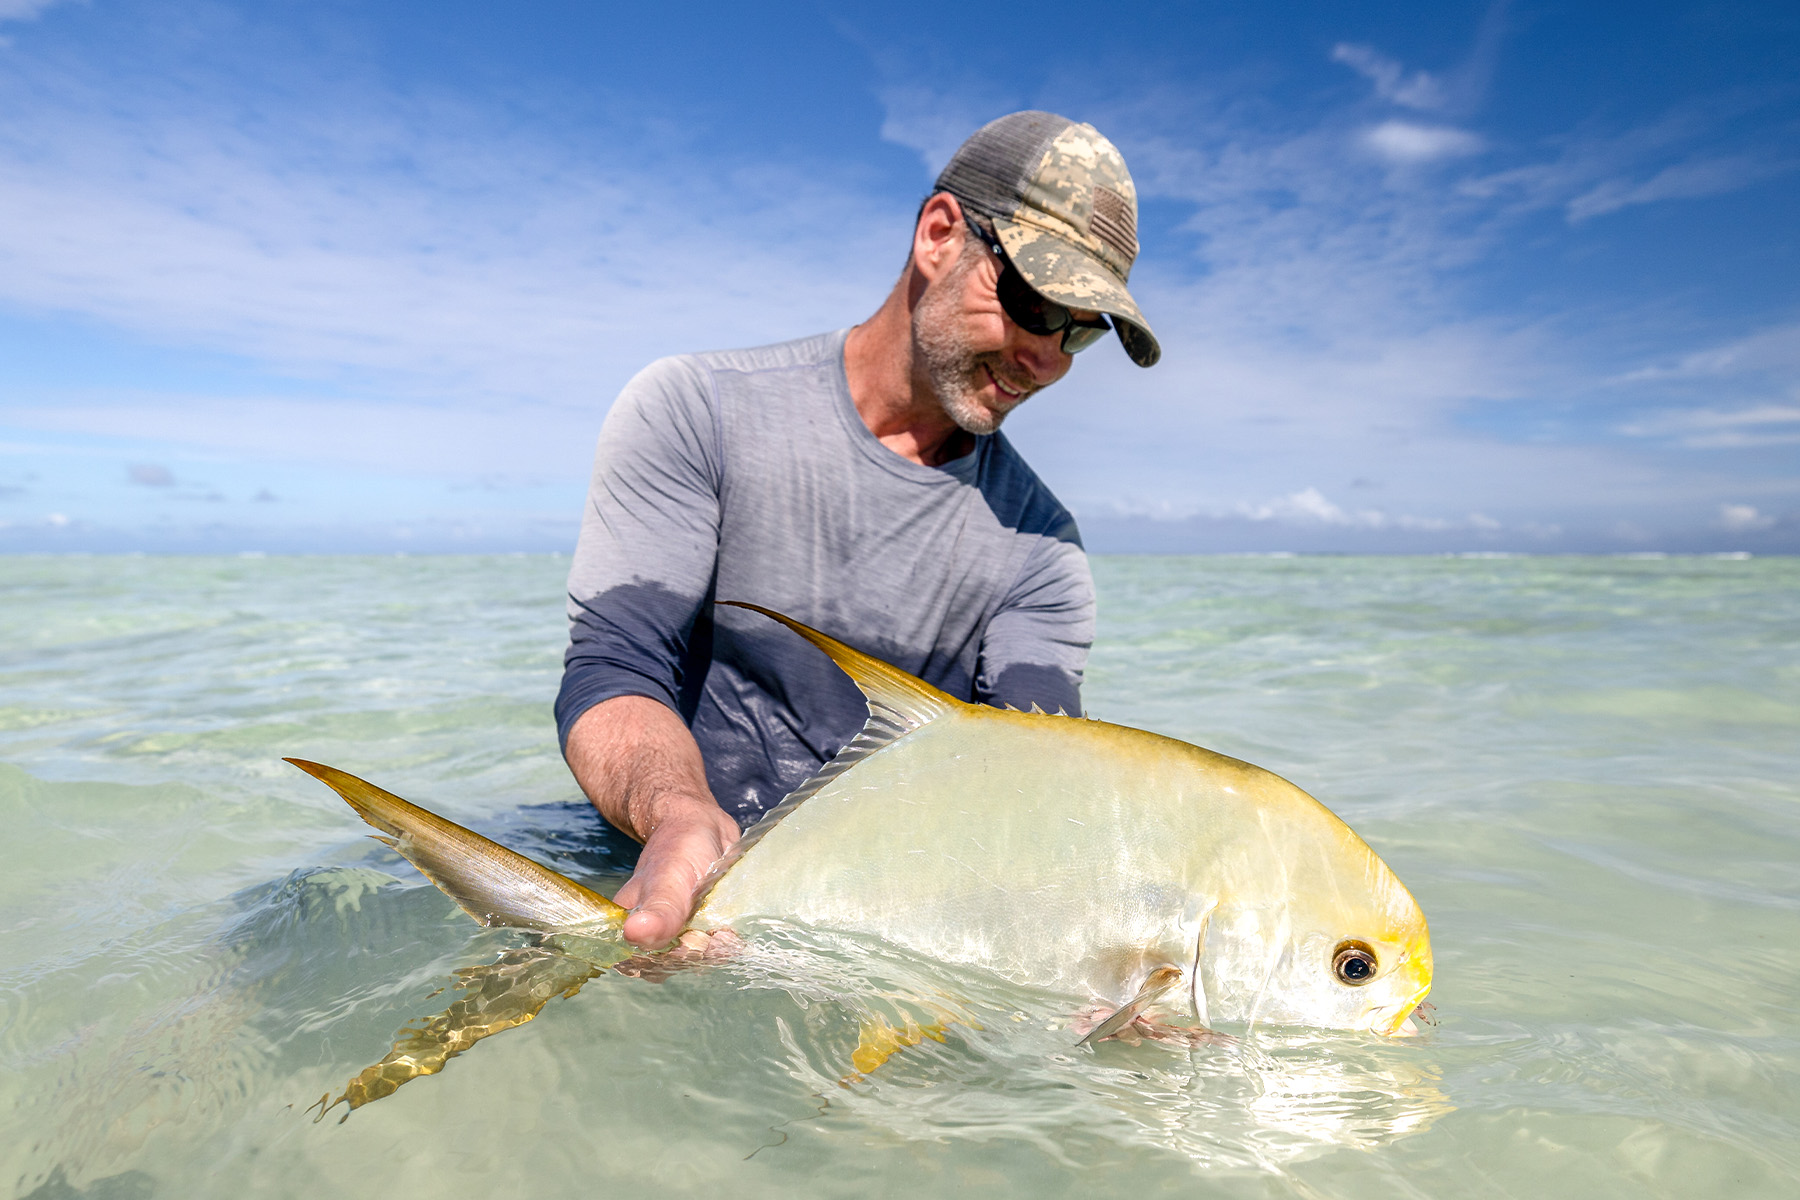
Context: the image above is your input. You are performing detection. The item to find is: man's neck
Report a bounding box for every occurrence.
[843,276,973,468]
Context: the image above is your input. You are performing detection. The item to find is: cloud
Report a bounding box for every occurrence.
[1094,486,1505,536]
[1619,404,1800,448]
[1331,5,1509,116]
[0,49,899,414]
[1331,45,1448,111]
[1463,91,1797,224]
[877,84,1017,178]
[1362,121,1484,165]
[1235,487,1505,533]
[128,462,175,486]
[0,1,68,23]
[1719,503,1775,532]
[1615,322,1800,383]
[1567,154,1794,221]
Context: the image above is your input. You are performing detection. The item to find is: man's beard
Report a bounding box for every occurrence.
[912,250,1034,436]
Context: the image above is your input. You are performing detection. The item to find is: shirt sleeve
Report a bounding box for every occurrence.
[973,527,1095,717]
[555,356,723,750]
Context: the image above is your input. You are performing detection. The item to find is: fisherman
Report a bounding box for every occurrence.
[556,111,1162,950]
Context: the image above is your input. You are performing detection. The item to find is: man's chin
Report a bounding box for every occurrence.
[944,394,1010,436]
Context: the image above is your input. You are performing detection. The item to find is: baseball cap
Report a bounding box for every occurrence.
[934,111,1160,367]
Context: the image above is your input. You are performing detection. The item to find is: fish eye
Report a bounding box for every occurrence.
[1331,940,1378,986]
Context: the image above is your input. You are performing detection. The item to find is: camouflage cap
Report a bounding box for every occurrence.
[935,111,1160,367]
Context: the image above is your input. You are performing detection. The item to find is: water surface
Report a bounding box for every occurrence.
[2,554,1795,1197]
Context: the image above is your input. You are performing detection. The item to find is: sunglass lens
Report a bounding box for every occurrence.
[996,260,1112,354]
[1060,323,1111,354]
[996,267,1059,335]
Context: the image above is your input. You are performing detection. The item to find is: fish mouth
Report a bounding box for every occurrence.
[1368,983,1433,1038]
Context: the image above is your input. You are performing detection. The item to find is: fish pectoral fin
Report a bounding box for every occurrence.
[1077,965,1184,1048]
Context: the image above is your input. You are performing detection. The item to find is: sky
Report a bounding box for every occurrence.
[0,0,1796,554]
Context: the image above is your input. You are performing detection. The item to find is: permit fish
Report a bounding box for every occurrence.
[290,602,1432,1112]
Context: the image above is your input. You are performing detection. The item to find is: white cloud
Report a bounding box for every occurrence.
[1719,503,1775,532]
[0,0,68,23]
[1618,404,1800,448]
[1615,322,1800,383]
[1217,488,1493,534]
[877,84,1018,178]
[1331,44,1448,111]
[1463,92,1796,225]
[1567,154,1793,221]
[0,61,899,415]
[1330,6,1507,119]
[1362,121,1484,165]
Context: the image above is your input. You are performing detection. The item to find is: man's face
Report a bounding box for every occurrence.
[911,232,1089,436]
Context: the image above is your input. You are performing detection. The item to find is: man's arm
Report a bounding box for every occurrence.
[976,529,1096,714]
[563,696,739,949]
[556,356,731,949]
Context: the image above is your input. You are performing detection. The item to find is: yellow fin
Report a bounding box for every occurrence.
[286,759,625,932]
[312,945,602,1122]
[719,602,961,731]
[846,1016,948,1081]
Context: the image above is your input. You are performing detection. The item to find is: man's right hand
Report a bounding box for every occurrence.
[610,796,740,949]
[563,695,740,950]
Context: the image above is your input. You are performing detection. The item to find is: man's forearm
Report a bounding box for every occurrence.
[563,694,723,841]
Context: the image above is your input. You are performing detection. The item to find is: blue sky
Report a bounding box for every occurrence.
[0,0,1795,553]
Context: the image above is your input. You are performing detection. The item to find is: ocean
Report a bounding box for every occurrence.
[2,553,1795,1198]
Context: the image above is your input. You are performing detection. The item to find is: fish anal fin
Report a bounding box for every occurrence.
[1077,965,1184,1048]
[844,1016,949,1083]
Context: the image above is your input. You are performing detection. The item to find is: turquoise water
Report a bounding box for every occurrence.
[1,553,1795,1197]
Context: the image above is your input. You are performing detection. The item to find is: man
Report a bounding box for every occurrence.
[556,110,1161,950]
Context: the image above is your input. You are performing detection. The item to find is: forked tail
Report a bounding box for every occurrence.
[285,758,625,932]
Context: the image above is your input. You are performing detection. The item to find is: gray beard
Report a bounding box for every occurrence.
[911,249,1028,437]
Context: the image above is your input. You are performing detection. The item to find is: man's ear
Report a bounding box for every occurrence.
[911,192,967,284]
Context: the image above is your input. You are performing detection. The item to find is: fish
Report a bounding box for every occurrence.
[289,602,1432,1111]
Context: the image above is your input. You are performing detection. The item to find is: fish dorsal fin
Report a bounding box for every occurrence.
[695,603,965,899]
[718,602,959,730]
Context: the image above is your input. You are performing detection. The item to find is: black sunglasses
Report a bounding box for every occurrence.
[963,214,1112,354]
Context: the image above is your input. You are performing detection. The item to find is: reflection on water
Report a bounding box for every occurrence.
[2,553,1796,1197]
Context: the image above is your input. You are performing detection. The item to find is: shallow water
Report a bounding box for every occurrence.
[1,553,1795,1198]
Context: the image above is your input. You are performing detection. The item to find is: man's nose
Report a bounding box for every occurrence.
[1008,328,1071,385]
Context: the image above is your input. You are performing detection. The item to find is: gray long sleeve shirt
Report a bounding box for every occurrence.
[556,330,1095,826]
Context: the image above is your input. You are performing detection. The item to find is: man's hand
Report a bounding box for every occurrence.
[611,795,739,949]
[564,695,740,950]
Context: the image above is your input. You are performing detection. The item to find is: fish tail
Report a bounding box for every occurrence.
[285,759,625,932]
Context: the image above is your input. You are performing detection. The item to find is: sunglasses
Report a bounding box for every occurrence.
[963,214,1113,354]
